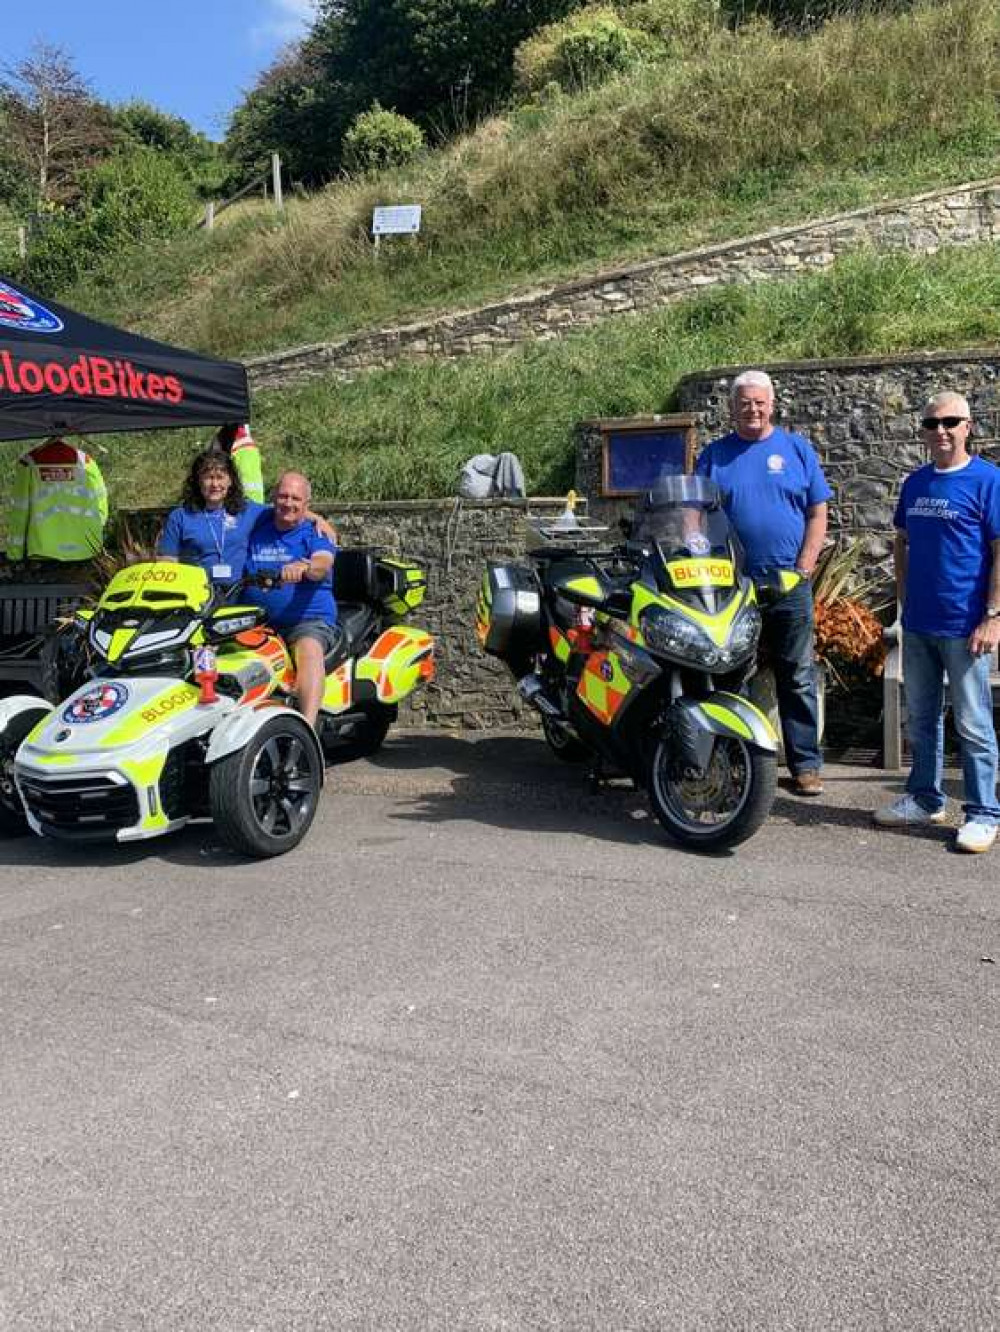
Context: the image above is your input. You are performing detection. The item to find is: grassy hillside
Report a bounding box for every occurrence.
[66,0,1000,362]
[62,241,1000,520]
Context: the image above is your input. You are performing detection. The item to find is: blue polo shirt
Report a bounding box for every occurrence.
[245,512,338,629]
[696,427,832,577]
[894,456,1000,637]
[158,501,266,584]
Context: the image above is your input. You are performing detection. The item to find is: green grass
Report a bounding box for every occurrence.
[63,0,1000,358]
[49,241,999,525]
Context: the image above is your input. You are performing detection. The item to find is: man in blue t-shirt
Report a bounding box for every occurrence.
[874,391,1000,853]
[246,470,339,727]
[696,369,832,796]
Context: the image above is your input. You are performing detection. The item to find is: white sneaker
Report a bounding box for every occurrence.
[955,819,998,854]
[874,794,948,828]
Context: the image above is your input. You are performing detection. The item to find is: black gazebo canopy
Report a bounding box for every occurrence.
[0,277,249,442]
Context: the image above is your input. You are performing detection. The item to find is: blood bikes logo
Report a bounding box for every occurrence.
[0,281,63,335]
[62,682,129,725]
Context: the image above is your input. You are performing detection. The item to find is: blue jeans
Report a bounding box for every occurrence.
[903,631,1000,822]
[761,580,822,775]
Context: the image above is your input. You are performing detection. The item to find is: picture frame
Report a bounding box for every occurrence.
[599,415,698,497]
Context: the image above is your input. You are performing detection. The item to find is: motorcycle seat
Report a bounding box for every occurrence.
[337,603,379,656]
[319,622,349,671]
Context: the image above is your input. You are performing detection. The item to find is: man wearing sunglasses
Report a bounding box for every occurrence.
[696,369,831,796]
[875,392,1000,852]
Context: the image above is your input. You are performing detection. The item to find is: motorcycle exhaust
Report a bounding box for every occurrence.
[516,674,562,719]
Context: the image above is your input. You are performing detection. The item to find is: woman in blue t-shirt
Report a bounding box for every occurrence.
[157,447,265,588]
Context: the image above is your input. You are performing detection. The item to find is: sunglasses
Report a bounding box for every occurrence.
[921,415,968,430]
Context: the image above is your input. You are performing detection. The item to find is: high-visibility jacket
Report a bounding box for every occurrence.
[8,438,109,562]
[220,423,264,504]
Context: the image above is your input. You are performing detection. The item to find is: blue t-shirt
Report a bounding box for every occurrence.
[894,456,1000,637]
[695,427,832,577]
[245,512,338,629]
[158,501,266,584]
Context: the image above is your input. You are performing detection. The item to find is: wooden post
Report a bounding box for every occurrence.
[271,152,283,212]
[204,201,215,231]
[16,225,26,259]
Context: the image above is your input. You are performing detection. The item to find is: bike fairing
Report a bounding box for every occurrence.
[894,456,1000,638]
[695,427,832,576]
[246,513,338,627]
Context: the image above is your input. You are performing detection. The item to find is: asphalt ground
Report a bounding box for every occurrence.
[0,731,997,1331]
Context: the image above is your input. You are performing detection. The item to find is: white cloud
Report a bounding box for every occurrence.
[252,0,319,46]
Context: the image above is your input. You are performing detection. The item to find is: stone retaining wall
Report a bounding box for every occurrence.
[123,499,570,731]
[246,178,1000,392]
[123,349,1000,734]
[675,349,1000,566]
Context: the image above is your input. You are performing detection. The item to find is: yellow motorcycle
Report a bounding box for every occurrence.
[477,476,778,850]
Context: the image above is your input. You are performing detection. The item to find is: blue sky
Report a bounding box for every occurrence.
[4,1,319,141]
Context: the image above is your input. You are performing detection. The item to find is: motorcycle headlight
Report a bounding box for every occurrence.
[641,603,761,669]
[641,607,720,666]
[727,603,762,665]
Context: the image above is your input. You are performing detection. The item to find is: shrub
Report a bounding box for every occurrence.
[25,147,195,289]
[342,105,425,176]
[620,0,722,49]
[515,8,657,95]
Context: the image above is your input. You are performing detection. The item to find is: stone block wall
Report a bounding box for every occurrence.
[246,178,1000,393]
[675,349,1000,570]
[122,499,569,731]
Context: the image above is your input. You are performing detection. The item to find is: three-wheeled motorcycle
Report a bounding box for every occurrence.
[0,551,434,858]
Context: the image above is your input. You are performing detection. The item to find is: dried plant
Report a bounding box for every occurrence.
[812,540,889,683]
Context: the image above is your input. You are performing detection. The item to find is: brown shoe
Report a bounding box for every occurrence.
[793,771,824,797]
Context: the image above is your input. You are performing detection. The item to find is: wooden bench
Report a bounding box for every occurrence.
[882,622,1000,769]
[0,581,93,686]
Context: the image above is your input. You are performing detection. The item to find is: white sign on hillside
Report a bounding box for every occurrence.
[372,205,422,236]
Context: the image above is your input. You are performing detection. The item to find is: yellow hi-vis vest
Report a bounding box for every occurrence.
[8,439,109,562]
[222,423,264,503]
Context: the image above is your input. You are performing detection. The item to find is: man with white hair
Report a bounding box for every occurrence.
[874,391,1000,852]
[696,369,831,795]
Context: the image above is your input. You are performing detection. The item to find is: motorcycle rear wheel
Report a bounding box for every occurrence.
[647,734,776,851]
[209,714,322,858]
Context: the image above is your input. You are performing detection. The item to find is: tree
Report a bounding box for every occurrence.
[25,145,196,290]
[224,42,345,188]
[224,0,586,184]
[1,43,113,207]
[112,100,224,197]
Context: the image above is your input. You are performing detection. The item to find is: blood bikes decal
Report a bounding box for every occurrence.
[0,351,184,403]
[62,682,130,725]
[0,281,63,335]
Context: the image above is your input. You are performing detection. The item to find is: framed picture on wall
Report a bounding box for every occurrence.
[599,415,698,497]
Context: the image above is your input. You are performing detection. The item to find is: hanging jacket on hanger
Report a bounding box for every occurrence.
[7,438,109,562]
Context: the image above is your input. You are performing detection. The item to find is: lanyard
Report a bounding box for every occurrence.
[203,508,227,562]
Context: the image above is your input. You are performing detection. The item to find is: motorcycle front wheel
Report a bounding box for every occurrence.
[0,705,51,835]
[647,734,776,851]
[209,713,322,858]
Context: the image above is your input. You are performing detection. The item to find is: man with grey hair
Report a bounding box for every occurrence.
[246,470,340,726]
[874,391,1000,852]
[696,369,831,795]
